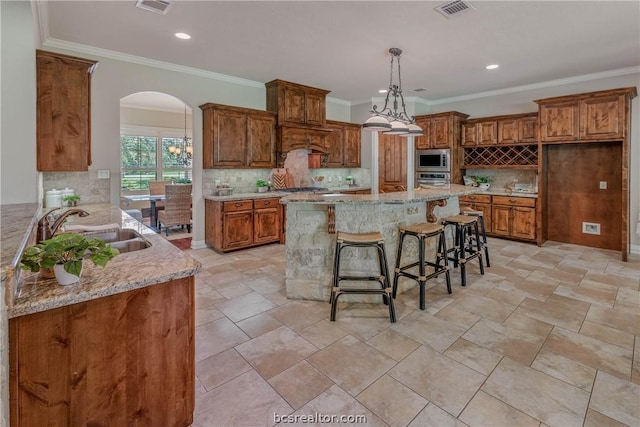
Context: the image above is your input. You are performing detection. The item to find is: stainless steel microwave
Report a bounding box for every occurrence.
[416,149,450,172]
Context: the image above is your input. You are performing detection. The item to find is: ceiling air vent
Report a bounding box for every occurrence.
[136,0,172,15]
[435,0,475,18]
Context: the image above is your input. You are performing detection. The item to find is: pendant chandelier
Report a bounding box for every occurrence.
[168,104,193,166]
[362,48,424,137]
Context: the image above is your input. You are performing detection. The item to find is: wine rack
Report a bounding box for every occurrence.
[463,144,538,168]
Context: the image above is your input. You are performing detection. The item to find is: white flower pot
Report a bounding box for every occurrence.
[54,263,82,286]
[257,186,268,193]
[478,183,490,190]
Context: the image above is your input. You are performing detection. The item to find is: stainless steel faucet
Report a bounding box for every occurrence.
[36,208,90,243]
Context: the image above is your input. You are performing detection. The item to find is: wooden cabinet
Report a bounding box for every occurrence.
[497,114,538,144]
[9,277,195,427]
[36,50,98,171]
[378,134,407,193]
[458,194,492,233]
[491,196,536,241]
[277,125,331,154]
[325,120,361,168]
[414,111,468,150]
[535,88,636,143]
[200,103,276,169]
[206,198,282,252]
[462,119,497,146]
[266,79,330,127]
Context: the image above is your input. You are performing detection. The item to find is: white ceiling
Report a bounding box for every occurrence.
[42,1,640,110]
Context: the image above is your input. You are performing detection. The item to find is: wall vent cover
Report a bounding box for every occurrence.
[435,0,475,18]
[136,0,172,15]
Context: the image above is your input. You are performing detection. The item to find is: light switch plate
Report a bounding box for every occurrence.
[599,181,607,189]
[98,169,110,179]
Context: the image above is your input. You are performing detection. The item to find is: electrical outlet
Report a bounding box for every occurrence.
[407,206,419,215]
[582,222,601,235]
[599,181,607,189]
[98,169,110,179]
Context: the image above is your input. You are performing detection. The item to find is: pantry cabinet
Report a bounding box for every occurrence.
[378,134,407,193]
[36,50,98,171]
[535,88,636,143]
[206,198,282,252]
[325,120,361,168]
[414,111,468,150]
[200,103,276,169]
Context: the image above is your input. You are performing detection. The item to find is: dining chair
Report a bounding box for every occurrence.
[148,181,169,210]
[157,184,192,236]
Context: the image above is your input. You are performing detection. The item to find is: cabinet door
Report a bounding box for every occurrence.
[247,114,276,168]
[539,101,579,142]
[254,208,281,244]
[343,125,361,167]
[579,95,624,140]
[414,119,432,149]
[473,202,493,234]
[305,93,325,126]
[378,134,407,193]
[491,205,511,237]
[283,87,306,124]
[223,211,253,250]
[461,123,477,146]
[498,119,518,144]
[36,51,96,171]
[519,116,538,143]
[324,122,345,167]
[212,109,247,167]
[477,121,497,145]
[511,207,536,240]
[430,116,451,148]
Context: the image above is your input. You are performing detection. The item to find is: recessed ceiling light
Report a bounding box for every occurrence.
[175,32,191,40]
[379,89,388,94]
[485,64,499,70]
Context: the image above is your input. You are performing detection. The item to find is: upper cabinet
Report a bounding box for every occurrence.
[462,119,498,146]
[266,79,330,128]
[200,103,276,169]
[414,111,468,150]
[325,120,361,168]
[36,50,98,172]
[535,88,637,143]
[497,113,538,144]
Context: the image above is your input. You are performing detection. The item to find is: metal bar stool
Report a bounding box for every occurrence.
[442,215,485,287]
[393,222,451,311]
[330,231,396,323]
[460,206,491,267]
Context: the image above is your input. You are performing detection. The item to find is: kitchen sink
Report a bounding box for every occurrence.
[80,228,151,253]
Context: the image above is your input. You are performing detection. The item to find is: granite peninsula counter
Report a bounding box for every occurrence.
[279,184,480,301]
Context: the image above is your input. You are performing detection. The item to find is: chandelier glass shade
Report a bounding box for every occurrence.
[362,48,423,137]
[168,105,193,166]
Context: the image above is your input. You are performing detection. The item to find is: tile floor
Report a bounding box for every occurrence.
[185,238,640,427]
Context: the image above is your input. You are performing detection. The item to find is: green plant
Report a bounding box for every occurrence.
[256,179,269,188]
[21,233,119,276]
[62,194,81,203]
[474,176,491,184]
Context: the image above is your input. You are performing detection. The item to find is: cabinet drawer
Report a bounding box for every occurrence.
[254,198,280,209]
[224,200,253,212]
[492,196,536,207]
[459,194,491,204]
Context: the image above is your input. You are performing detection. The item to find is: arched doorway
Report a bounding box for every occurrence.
[119,92,193,234]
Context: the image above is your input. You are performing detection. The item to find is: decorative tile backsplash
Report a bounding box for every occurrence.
[42,172,111,205]
[465,169,538,191]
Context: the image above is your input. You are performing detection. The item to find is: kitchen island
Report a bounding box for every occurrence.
[279,184,480,301]
[2,204,201,427]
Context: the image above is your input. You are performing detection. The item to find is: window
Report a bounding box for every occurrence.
[121,126,192,193]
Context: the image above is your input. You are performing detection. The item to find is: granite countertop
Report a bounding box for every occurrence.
[468,188,538,199]
[203,186,371,202]
[280,184,480,204]
[5,203,201,319]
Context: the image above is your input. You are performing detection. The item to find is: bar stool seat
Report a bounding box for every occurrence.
[442,215,485,287]
[330,231,396,322]
[460,206,491,267]
[393,222,451,311]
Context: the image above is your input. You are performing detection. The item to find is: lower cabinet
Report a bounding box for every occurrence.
[460,194,536,242]
[206,198,282,252]
[9,277,195,427]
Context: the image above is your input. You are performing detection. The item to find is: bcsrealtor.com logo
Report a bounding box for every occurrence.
[274,412,367,424]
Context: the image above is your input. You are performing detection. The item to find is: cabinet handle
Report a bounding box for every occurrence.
[469,196,476,200]
[509,199,517,203]
[236,203,244,207]
[263,201,271,205]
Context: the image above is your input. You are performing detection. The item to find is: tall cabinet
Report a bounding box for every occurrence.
[36,50,98,171]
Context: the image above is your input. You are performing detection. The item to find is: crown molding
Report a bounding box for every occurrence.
[430,66,640,105]
[42,38,265,89]
[32,0,49,45]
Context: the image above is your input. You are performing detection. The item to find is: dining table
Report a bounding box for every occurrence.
[123,194,165,231]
